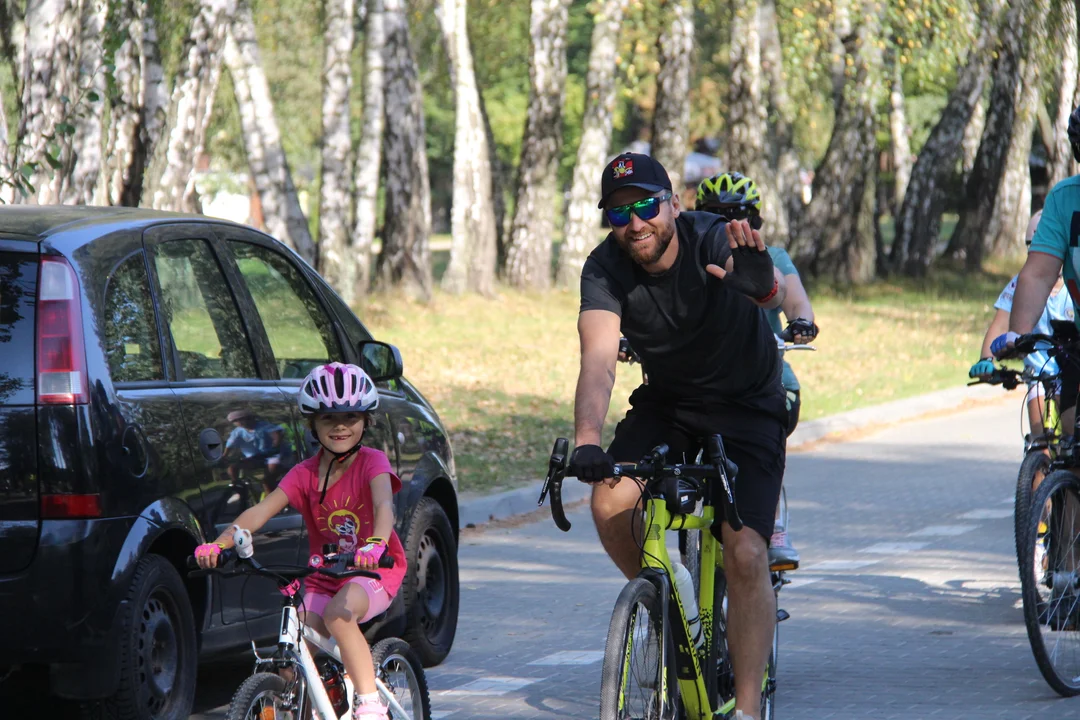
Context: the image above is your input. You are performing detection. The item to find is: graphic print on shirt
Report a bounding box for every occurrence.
[316,498,365,554]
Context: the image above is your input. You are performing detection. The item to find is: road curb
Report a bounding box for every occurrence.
[456,382,1010,528]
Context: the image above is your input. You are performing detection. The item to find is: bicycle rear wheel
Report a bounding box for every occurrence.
[1015,451,1050,569]
[225,673,291,720]
[599,577,677,720]
[1020,469,1080,696]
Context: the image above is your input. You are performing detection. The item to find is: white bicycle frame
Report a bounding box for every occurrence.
[265,602,412,720]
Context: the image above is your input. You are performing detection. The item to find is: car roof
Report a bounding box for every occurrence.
[0,205,242,239]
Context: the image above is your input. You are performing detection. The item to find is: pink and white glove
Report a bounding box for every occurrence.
[194,543,223,568]
[354,537,387,569]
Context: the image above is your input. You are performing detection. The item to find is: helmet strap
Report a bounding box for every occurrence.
[316,427,367,505]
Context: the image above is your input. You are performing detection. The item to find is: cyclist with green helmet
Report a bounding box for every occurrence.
[696,171,819,569]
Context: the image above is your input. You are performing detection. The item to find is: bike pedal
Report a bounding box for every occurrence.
[777,608,790,623]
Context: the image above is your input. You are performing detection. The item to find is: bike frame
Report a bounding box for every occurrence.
[636,496,728,718]
[262,601,411,720]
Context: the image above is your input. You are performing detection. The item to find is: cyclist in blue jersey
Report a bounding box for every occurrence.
[696,171,818,569]
[973,212,1073,447]
[992,105,1080,438]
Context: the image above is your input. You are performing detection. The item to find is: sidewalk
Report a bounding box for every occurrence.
[456,382,1012,528]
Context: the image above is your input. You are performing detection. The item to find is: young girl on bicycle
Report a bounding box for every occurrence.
[193,362,407,720]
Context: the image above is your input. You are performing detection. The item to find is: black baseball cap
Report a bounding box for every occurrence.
[597,152,672,209]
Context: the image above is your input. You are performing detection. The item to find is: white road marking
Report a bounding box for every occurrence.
[431,712,458,719]
[859,542,930,554]
[439,677,538,696]
[783,575,823,589]
[528,651,605,666]
[802,559,881,571]
[907,525,977,537]
[958,508,1013,520]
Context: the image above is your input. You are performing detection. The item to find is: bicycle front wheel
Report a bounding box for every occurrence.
[600,577,676,720]
[1020,469,1080,696]
[225,673,290,720]
[1015,450,1050,568]
[372,637,432,720]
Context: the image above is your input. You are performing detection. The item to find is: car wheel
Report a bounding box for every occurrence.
[402,497,459,667]
[95,555,197,720]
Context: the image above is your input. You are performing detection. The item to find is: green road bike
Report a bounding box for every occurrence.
[540,436,780,719]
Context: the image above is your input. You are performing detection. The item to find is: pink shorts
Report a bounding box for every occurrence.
[302,577,392,623]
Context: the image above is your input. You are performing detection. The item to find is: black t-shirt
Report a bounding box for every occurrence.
[579,211,786,422]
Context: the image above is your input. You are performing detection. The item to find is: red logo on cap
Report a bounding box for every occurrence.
[613,159,634,178]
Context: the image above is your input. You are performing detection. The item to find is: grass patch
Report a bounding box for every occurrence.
[363,261,1023,495]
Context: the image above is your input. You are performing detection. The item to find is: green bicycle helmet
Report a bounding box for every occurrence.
[696,171,764,228]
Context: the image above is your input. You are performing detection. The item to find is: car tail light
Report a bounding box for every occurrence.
[37,257,88,405]
[41,493,102,518]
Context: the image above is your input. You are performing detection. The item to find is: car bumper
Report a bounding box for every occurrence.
[0,517,134,698]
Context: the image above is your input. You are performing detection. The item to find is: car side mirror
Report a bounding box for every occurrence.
[358,341,403,382]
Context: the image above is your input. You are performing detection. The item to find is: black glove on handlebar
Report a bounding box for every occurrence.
[782,317,818,342]
[567,444,615,483]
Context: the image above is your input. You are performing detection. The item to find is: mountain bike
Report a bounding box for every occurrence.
[539,435,777,719]
[996,328,1080,696]
[189,529,431,719]
[969,362,1061,566]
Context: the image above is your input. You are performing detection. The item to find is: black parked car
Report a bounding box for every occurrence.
[0,206,460,718]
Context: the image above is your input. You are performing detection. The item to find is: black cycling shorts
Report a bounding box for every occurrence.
[1060,355,1080,419]
[607,401,786,542]
[786,389,801,438]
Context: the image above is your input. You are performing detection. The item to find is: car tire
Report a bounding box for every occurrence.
[401,497,459,667]
[88,555,197,720]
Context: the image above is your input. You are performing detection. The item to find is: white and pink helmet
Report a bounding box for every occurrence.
[298,362,379,415]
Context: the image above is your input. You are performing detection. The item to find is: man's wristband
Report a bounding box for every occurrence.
[755,279,779,304]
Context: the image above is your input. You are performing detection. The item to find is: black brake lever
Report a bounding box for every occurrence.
[538,438,572,532]
[705,435,743,531]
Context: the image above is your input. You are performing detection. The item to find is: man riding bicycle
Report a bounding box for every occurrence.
[973,211,1072,448]
[993,106,1080,440]
[570,152,788,720]
[695,170,818,569]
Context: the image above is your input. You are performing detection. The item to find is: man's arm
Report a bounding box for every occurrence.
[573,309,622,448]
[1010,252,1063,334]
[780,273,813,321]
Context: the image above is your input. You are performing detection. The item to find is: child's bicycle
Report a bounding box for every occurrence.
[188,529,430,720]
[539,435,779,719]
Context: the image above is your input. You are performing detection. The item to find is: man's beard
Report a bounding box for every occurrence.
[619,220,675,267]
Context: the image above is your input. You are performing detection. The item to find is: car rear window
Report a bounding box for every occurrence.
[0,252,37,405]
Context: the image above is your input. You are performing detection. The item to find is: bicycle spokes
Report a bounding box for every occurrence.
[620,603,666,720]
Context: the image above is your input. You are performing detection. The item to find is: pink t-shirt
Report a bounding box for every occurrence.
[278,448,407,598]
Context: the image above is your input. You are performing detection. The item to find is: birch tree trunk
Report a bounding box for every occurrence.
[891,14,993,276]
[96,0,168,207]
[987,57,1040,255]
[16,0,82,205]
[790,0,883,283]
[143,0,237,212]
[961,95,986,183]
[650,0,693,194]
[948,0,1041,270]
[61,0,108,205]
[504,0,571,289]
[316,0,356,292]
[1047,0,1079,189]
[350,0,387,304]
[376,0,432,300]
[438,0,499,295]
[760,0,800,231]
[888,61,912,215]
[727,0,787,235]
[555,0,629,287]
[225,0,315,264]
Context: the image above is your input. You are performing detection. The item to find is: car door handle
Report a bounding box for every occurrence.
[199,428,224,462]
